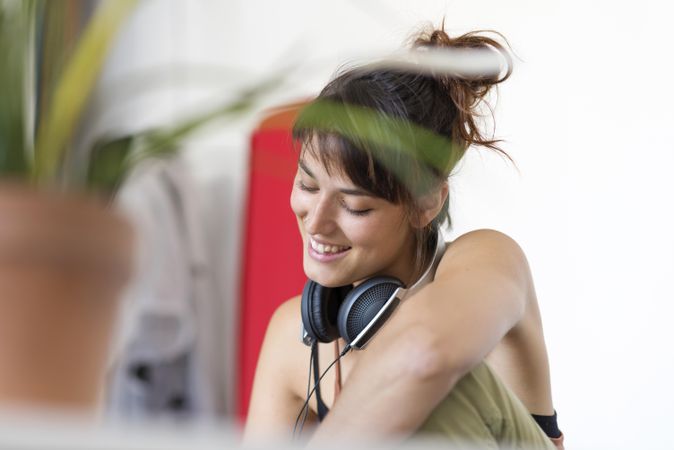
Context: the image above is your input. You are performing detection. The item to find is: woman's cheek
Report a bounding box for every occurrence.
[342,215,378,247]
[289,186,304,218]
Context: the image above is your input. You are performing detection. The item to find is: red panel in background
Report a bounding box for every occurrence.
[238,106,307,420]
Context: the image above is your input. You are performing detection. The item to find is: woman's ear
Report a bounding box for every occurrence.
[411,182,449,228]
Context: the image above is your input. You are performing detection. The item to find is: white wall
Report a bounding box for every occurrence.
[97,0,674,448]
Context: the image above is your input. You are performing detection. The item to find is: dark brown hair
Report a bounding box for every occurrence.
[293,24,513,279]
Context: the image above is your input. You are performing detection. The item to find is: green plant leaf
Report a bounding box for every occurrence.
[294,98,465,195]
[86,134,137,196]
[32,0,137,184]
[85,72,288,197]
[128,74,286,165]
[0,0,35,176]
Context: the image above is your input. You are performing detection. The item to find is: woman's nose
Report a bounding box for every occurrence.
[303,197,336,236]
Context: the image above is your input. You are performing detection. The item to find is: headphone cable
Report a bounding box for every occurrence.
[292,343,351,440]
[297,341,315,437]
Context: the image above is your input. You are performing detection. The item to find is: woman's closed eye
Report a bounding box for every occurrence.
[340,198,373,216]
[297,180,319,192]
[297,180,373,216]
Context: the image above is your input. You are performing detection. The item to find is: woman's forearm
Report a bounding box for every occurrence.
[307,324,462,443]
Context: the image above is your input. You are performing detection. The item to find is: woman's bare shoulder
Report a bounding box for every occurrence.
[253,295,311,402]
[438,228,529,281]
[245,294,311,437]
[266,295,304,345]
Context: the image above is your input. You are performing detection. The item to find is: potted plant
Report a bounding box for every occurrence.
[0,0,283,413]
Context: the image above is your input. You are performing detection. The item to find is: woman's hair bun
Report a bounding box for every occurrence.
[412,24,513,85]
[410,23,514,157]
[419,27,454,48]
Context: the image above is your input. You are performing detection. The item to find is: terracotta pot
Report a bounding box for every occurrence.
[0,183,134,412]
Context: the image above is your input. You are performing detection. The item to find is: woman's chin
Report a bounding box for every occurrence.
[303,263,351,287]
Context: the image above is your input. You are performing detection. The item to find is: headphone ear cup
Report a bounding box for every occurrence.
[337,276,404,345]
[301,280,351,343]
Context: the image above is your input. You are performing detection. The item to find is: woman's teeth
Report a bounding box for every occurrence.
[310,238,350,254]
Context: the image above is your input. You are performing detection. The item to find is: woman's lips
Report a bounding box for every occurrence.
[307,240,351,262]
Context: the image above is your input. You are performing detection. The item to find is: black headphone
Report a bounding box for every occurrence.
[300,231,445,351]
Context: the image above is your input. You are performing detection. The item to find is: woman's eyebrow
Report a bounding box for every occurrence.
[298,160,315,178]
[298,159,373,197]
[339,187,372,197]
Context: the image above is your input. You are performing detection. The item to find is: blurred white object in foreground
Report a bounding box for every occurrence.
[0,414,557,450]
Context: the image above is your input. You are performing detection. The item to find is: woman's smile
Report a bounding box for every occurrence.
[307,236,352,262]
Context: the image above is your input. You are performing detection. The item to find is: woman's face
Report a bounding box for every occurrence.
[290,149,417,288]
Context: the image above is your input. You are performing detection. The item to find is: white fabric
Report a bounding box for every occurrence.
[107,156,220,420]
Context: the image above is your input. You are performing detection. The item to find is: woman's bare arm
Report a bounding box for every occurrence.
[308,229,531,443]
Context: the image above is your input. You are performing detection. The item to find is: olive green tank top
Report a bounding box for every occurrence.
[417,361,556,449]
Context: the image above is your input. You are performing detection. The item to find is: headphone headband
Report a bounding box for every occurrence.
[404,230,446,298]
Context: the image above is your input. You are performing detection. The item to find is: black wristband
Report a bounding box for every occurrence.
[531,410,562,439]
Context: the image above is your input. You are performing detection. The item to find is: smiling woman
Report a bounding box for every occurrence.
[244,23,562,450]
